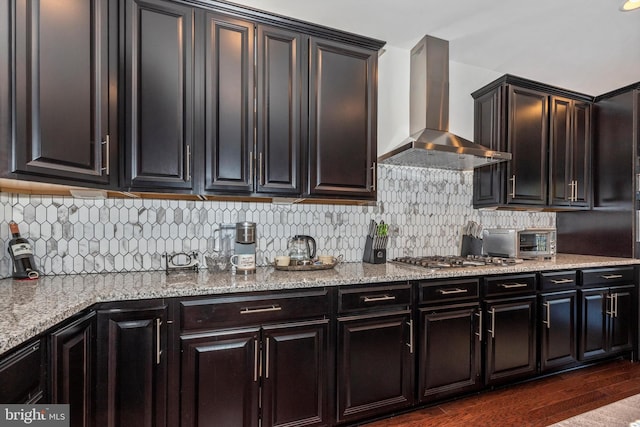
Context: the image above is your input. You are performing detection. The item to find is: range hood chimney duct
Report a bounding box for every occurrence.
[378,35,511,170]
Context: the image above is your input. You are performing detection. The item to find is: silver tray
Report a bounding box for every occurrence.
[272,255,342,271]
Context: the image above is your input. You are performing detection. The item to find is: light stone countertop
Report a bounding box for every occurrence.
[1,254,638,356]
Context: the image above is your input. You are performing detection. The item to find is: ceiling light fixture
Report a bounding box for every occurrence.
[621,0,640,11]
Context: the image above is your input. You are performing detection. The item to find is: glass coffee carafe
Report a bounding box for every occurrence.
[208,223,235,271]
[287,235,316,264]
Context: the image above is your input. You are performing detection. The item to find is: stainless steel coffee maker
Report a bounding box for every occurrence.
[232,222,256,274]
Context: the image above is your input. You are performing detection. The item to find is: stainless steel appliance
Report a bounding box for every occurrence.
[377,35,511,170]
[482,228,556,260]
[232,222,256,274]
[393,255,522,269]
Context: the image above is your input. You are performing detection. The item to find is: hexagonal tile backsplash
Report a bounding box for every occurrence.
[0,165,554,278]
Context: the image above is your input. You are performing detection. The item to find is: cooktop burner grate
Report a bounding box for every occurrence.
[392,255,522,269]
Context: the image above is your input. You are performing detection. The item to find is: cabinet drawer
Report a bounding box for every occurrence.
[180,289,329,331]
[338,283,411,313]
[580,266,635,287]
[419,279,479,304]
[0,340,43,403]
[484,274,536,297]
[539,271,577,291]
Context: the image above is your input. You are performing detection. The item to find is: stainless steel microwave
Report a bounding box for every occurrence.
[482,228,556,260]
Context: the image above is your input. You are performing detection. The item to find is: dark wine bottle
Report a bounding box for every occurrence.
[7,221,40,280]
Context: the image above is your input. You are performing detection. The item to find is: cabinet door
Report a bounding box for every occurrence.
[336,311,413,424]
[609,286,634,354]
[473,88,505,207]
[484,296,537,385]
[256,25,306,195]
[506,86,548,205]
[578,288,607,361]
[96,303,167,427]
[549,97,572,206]
[203,13,254,193]
[50,312,96,427]
[308,37,377,199]
[540,292,577,372]
[123,0,194,190]
[180,329,260,427]
[418,305,481,402]
[13,0,114,184]
[571,101,591,207]
[262,320,328,427]
[549,97,591,208]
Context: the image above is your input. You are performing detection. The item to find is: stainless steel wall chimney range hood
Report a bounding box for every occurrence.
[378,35,511,170]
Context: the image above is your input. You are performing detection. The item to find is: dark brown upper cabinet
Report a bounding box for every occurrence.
[308,38,378,200]
[202,13,255,193]
[122,0,195,191]
[8,0,117,185]
[255,25,307,196]
[549,97,591,208]
[472,75,593,209]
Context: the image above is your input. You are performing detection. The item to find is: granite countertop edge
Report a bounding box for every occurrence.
[1,254,638,355]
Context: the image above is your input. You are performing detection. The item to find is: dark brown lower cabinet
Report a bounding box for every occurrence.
[95,300,168,427]
[539,291,578,373]
[418,303,481,402]
[50,311,96,427]
[579,285,635,361]
[336,310,413,424]
[484,295,537,386]
[180,320,329,427]
[0,337,45,403]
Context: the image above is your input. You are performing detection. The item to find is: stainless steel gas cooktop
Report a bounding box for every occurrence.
[392,255,523,269]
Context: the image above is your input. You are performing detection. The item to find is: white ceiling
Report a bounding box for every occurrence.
[229,0,640,96]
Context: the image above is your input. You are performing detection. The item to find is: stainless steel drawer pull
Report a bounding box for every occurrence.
[438,288,468,295]
[362,295,396,303]
[241,305,282,314]
[550,278,574,284]
[601,274,623,280]
[499,283,528,289]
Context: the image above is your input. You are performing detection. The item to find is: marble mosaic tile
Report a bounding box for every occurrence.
[0,165,555,277]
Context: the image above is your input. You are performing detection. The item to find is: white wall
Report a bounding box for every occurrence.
[377,45,502,155]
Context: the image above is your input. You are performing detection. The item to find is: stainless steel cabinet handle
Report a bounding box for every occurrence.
[573,180,579,202]
[362,294,396,303]
[475,310,483,342]
[438,288,468,295]
[249,151,253,185]
[259,152,264,186]
[510,175,516,198]
[265,337,270,378]
[406,320,413,354]
[543,302,551,329]
[240,305,282,314]
[488,308,496,338]
[371,162,377,191]
[155,318,162,365]
[613,293,619,318]
[606,294,613,317]
[601,274,623,280]
[568,181,574,202]
[253,339,259,382]
[186,145,191,181]
[499,283,528,289]
[101,135,110,175]
[550,278,574,284]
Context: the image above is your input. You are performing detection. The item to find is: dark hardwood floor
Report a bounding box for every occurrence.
[363,359,640,427]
